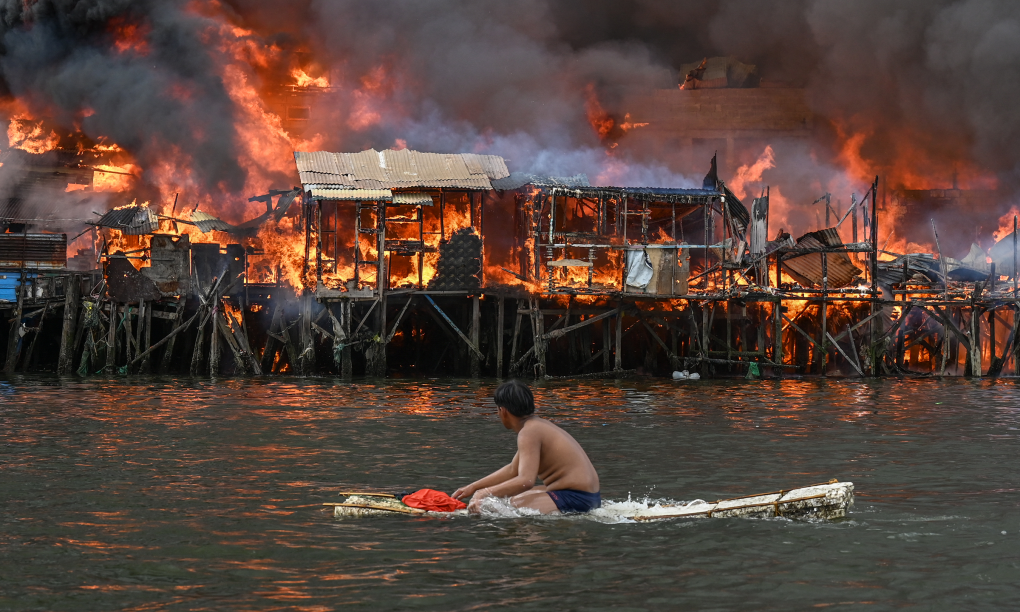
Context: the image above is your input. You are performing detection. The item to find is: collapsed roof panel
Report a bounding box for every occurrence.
[782,228,862,288]
[191,211,237,234]
[94,206,158,235]
[489,172,591,191]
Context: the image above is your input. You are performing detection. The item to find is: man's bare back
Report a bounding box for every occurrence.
[451,380,600,515]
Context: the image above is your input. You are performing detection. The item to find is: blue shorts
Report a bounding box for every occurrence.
[547,489,601,513]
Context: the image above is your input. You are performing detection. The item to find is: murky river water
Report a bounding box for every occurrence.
[2,376,1019,610]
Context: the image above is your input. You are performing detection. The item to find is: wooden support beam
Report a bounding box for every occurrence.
[603,316,611,372]
[260,303,283,374]
[4,271,25,373]
[826,331,864,377]
[299,293,314,376]
[543,308,617,341]
[385,296,415,344]
[21,301,51,372]
[159,299,185,374]
[424,295,484,361]
[105,301,117,374]
[341,300,353,378]
[141,301,153,373]
[57,274,82,375]
[921,304,969,351]
[615,305,623,371]
[128,310,200,371]
[782,313,822,351]
[209,303,221,376]
[532,298,547,378]
[215,310,250,374]
[969,308,983,377]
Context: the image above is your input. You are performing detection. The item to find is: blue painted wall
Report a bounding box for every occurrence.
[0,272,38,302]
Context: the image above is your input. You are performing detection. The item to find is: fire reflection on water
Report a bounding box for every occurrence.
[3,378,1020,609]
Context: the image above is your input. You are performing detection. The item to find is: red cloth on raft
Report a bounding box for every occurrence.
[401,489,467,512]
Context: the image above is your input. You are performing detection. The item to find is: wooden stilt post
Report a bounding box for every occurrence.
[470,294,481,378]
[509,299,523,366]
[141,300,153,374]
[969,308,983,377]
[5,271,26,373]
[190,307,207,376]
[22,301,51,372]
[615,303,624,371]
[496,292,505,378]
[160,299,185,374]
[209,302,221,376]
[57,274,81,375]
[261,303,282,374]
[133,302,145,368]
[342,299,353,379]
[773,299,783,377]
[300,292,314,376]
[534,299,546,378]
[105,300,117,374]
[603,316,611,372]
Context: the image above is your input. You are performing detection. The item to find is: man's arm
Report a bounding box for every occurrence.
[452,453,519,501]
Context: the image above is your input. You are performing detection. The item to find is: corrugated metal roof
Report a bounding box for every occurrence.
[392,192,434,206]
[783,228,862,288]
[295,149,509,191]
[0,196,93,223]
[310,188,393,201]
[94,206,158,235]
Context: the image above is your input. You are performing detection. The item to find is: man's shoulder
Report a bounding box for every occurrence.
[519,417,562,437]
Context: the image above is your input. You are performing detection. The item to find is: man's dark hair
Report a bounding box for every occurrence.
[494,380,535,417]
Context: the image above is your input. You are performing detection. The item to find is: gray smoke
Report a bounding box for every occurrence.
[0,0,248,196]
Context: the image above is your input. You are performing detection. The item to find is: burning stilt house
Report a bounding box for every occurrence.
[2,146,1019,381]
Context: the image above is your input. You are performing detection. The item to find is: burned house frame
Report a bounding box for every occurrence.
[2,146,1019,380]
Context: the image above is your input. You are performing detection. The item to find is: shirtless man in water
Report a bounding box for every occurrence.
[451,380,601,514]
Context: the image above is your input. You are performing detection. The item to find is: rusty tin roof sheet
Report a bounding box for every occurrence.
[295,149,509,191]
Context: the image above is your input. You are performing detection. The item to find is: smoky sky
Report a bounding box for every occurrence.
[4,1,1020,205]
[231,0,1020,189]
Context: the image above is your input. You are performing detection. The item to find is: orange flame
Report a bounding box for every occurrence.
[8,114,60,154]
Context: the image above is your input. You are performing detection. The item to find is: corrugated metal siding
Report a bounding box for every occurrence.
[295,149,509,191]
[0,234,67,269]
